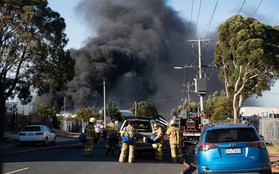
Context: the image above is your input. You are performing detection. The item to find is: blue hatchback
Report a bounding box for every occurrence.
[195,123,271,174]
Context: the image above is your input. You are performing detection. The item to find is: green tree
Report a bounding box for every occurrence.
[205,91,228,116]
[31,103,60,128]
[0,0,75,140]
[214,15,279,122]
[132,101,158,118]
[210,96,233,122]
[101,99,122,121]
[188,102,199,113]
[75,106,99,122]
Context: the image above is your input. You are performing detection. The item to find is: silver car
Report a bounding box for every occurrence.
[19,125,56,146]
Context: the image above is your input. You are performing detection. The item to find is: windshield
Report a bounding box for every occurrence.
[123,120,152,132]
[22,126,41,132]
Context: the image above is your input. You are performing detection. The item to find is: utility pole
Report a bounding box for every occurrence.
[175,37,211,113]
[63,97,66,114]
[103,81,106,128]
[183,82,195,104]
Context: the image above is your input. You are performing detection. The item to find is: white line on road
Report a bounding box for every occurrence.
[5,167,29,174]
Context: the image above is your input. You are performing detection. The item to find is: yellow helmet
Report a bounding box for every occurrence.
[89,117,96,123]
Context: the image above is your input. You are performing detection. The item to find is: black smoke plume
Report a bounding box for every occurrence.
[36,0,221,117]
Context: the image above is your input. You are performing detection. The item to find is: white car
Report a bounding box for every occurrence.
[19,125,56,146]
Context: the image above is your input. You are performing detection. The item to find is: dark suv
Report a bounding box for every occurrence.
[119,118,158,155]
[195,123,271,174]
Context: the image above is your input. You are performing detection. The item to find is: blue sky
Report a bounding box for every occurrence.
[48,0,279,107]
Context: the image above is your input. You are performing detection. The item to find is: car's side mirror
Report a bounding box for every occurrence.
[260,135,264,140]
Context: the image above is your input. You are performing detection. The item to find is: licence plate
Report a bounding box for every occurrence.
[225,148,241,154]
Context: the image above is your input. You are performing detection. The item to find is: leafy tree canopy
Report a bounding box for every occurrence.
[132,101,158,118]
[214,15,279,122]
[0,0,75,141]
[75,106,99,122]
[101,99,123,121]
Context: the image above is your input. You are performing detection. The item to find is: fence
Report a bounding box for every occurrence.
[259,118,279,145]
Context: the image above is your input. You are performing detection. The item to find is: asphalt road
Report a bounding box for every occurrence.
[1,140,196,174]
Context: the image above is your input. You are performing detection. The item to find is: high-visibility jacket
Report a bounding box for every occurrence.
[121,125,137,138]
[152,126,163,142]
[166,126,183,145]
[85,124,96,140]
[106,122,118,139]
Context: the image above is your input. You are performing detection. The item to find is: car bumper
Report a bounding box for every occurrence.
[19,136,46,142]
[197,163,271,174]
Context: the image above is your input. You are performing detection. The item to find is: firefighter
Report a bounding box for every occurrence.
[84,117,97,156]
[119,121,137,163]
[105,119,119,156]
[152,122,164,161]
[166,119,183,163]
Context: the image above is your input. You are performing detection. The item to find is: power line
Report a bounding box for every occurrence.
[238,0,246,14]
[194,0,203,37]
[204,0,219,38]
[253,0,263,17]
[190,0,194,23]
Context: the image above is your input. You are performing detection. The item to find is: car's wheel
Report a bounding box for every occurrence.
[44,137,48,146]
[52,136,56,145]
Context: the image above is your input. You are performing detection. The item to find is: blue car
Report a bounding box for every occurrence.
[195,123,271,174]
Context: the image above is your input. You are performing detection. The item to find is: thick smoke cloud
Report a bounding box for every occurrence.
[36,0,221,116]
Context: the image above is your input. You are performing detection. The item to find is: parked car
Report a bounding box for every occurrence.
[19,125,56,146]
[195,123,271,174]
[119,118,159,155]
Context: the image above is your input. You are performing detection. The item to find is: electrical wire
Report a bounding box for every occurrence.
[204,0,219,38]
[114,87,182,100]
[253,0,263,17]
[238,0,246,14]
[194,0,203,37]
[182,0,196,102]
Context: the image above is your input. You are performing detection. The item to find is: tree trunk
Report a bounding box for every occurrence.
[0,98,6,142]
[233,94,239,123]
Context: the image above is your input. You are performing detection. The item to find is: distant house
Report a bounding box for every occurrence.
[240,107,279,118]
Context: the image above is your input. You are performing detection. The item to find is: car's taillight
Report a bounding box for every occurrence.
[35,132,44,135]
[20,133,26,136]
[247,141,266,148]
[198,143,219,151]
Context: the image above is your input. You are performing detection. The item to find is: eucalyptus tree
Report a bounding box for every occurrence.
[214,15,279,122]
[0,0,75,140]
[132,101,158,118]
[102,99,122,121]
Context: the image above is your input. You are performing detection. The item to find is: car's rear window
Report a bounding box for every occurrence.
[22,126,41,132]
[205,128,259,143]
[124,121,152,132]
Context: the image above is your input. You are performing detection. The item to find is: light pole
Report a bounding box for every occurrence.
[103,81,106,128]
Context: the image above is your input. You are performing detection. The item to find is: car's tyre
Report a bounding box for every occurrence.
[44,137,48,146]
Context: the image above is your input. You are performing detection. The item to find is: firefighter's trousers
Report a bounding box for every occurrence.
[105,138,118,155]
[154,142,163,160]
[119,142,135,163]
[170,144,183,163]
[84,138,94,156]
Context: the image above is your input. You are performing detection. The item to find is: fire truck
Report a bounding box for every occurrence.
[177,112,210,145]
